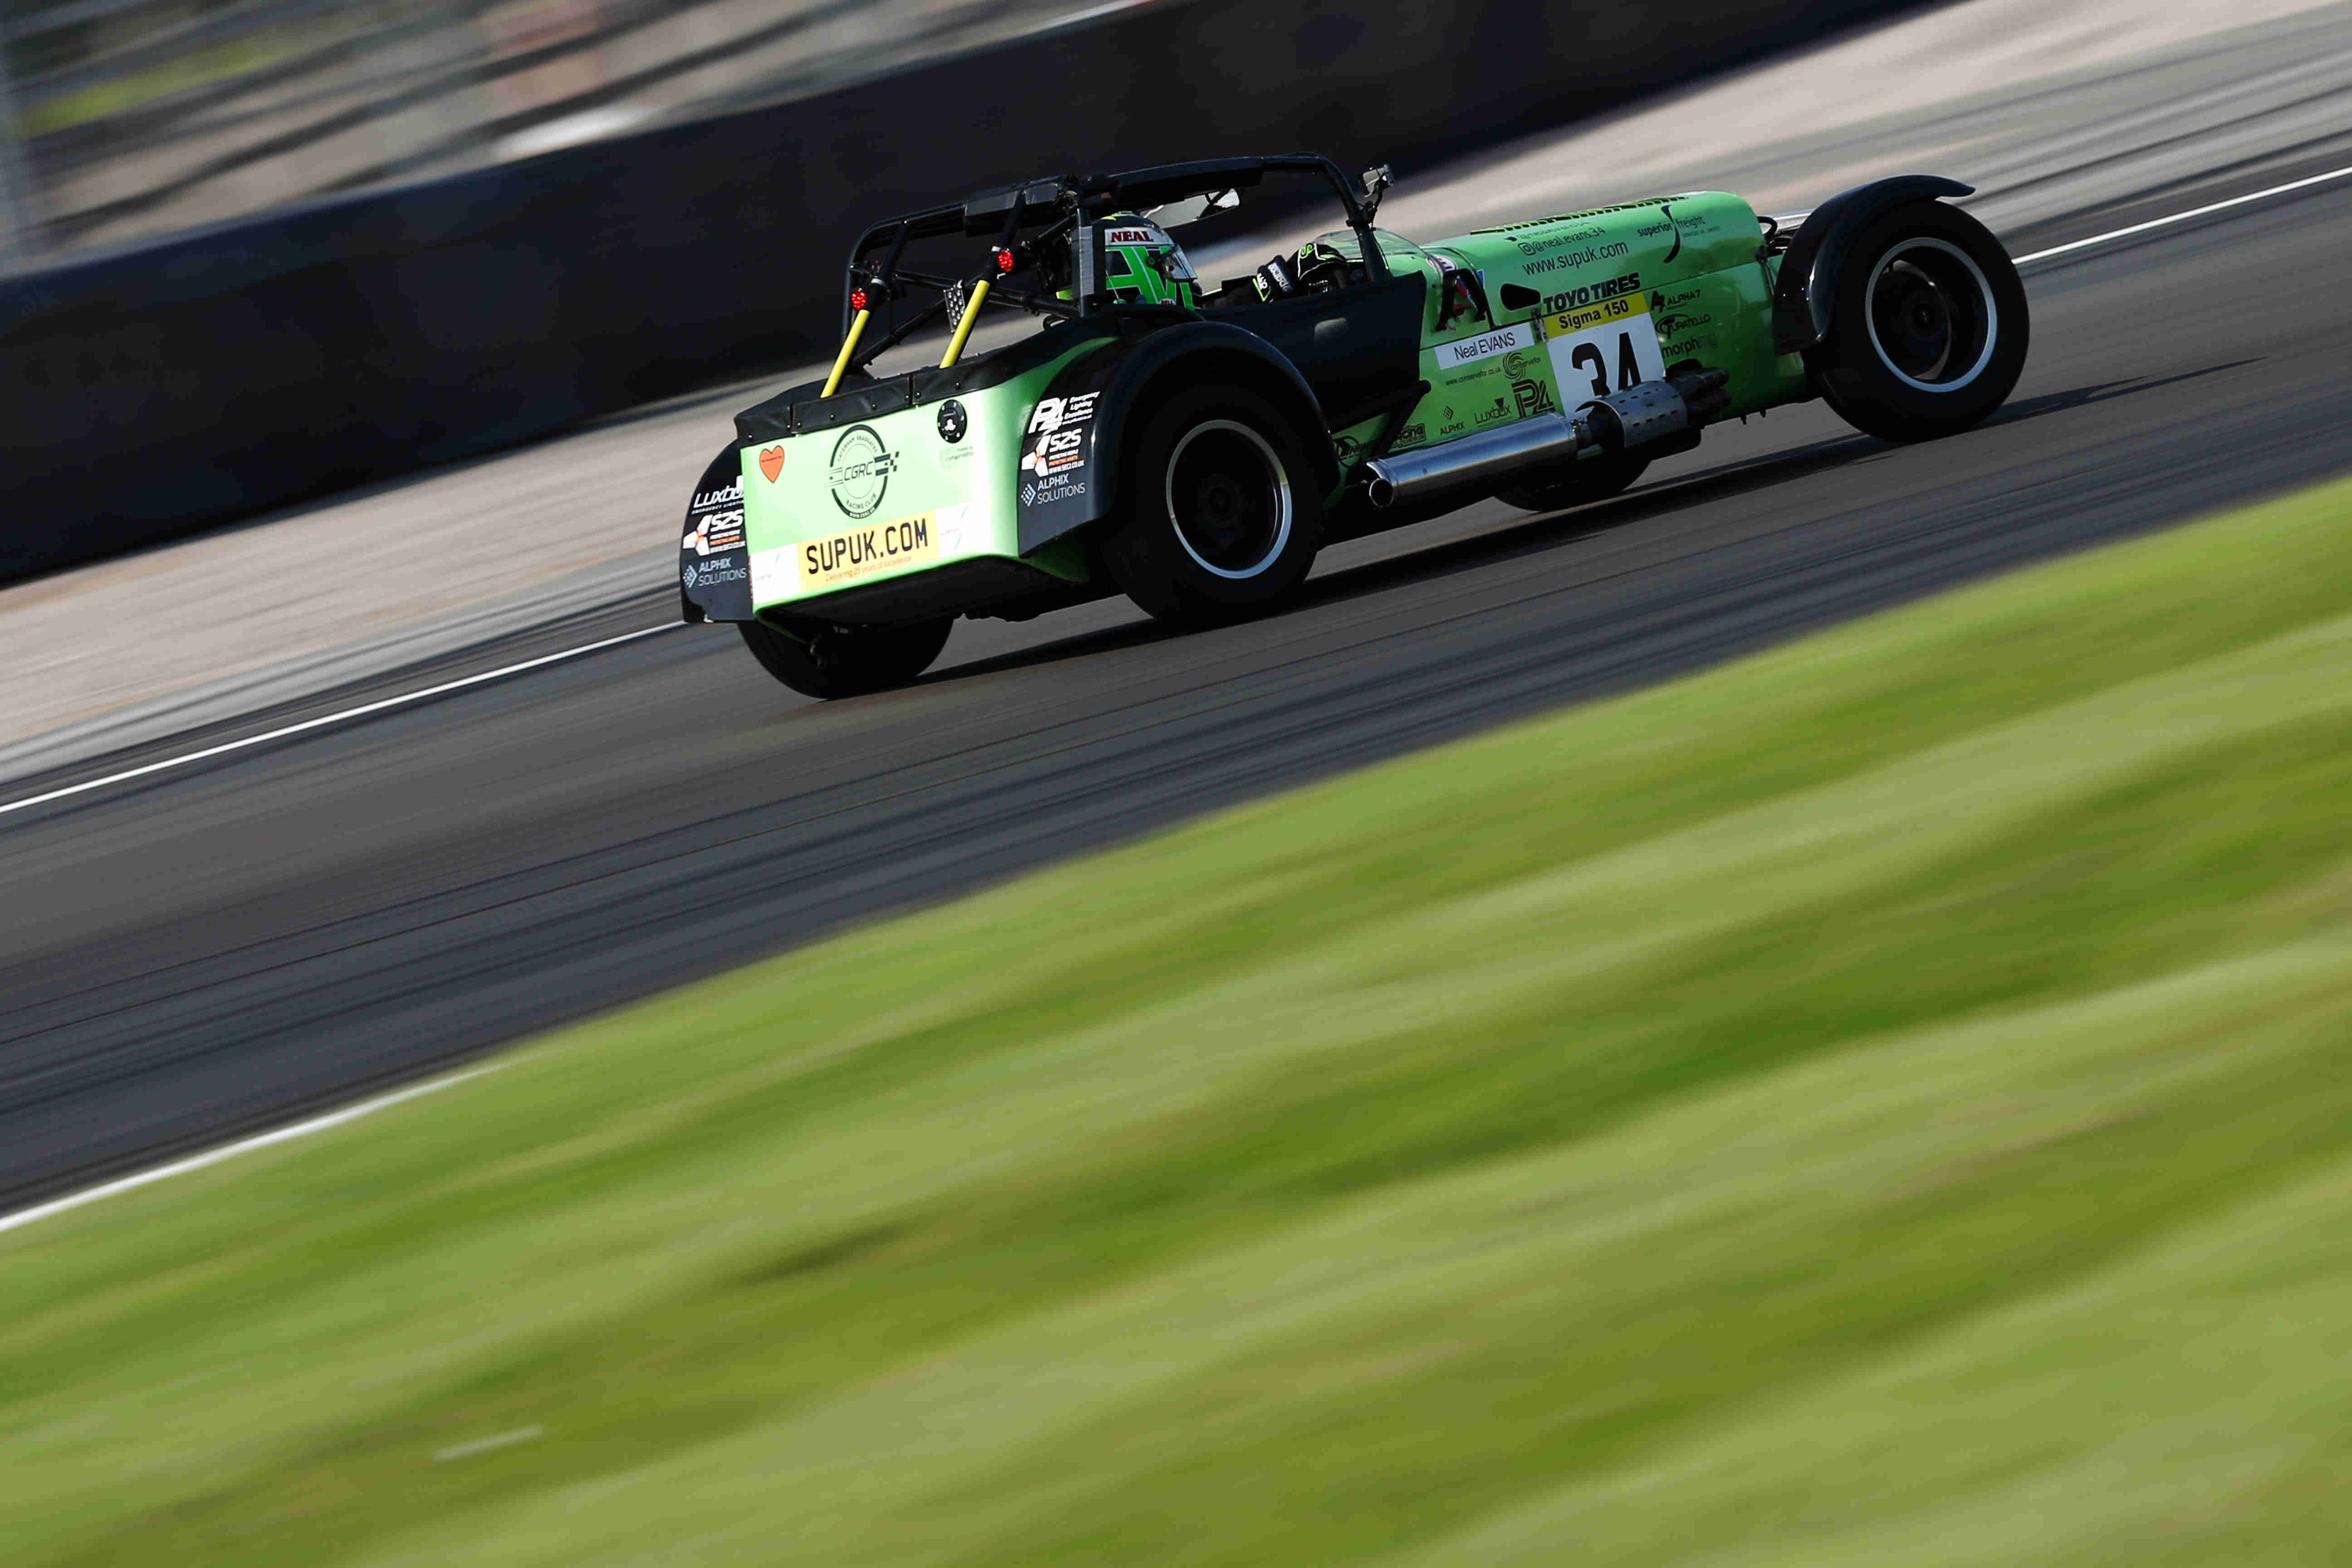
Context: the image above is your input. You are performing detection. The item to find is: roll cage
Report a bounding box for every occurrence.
[827,154,1393,383]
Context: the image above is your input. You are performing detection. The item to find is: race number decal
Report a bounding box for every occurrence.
[1544,294,1666,399]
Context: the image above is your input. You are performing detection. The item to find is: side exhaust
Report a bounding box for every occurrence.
[1363,367,1729,508]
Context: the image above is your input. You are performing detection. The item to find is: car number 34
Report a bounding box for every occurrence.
[1544,294,1667,398]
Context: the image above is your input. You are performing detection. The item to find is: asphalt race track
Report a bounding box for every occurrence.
[6,171,2352,1210]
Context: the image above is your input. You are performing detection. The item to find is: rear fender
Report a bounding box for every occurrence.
[678,445,752,622]
[1771,175,1975,355]
[1015,321,1333,554]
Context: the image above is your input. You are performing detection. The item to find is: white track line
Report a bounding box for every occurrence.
[0,622,673,821]
[2012,162,2352,263]
[0,1067,498,1237]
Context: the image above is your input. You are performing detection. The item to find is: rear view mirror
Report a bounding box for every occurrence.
[1147,188,1241,229]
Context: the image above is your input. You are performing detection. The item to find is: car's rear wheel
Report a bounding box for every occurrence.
[1496,451,1650,514]
[738,613,951,700]
[1812,200,2028,442]
[1103,385,1323,626]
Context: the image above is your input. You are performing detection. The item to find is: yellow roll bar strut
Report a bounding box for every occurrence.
[819,308,871,399]
[939,278,992,369]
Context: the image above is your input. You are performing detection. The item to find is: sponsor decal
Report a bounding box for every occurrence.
[1023,427,1086,479]
[758,446,785,483]
[1028,392,1099,436]
[1490,197,1681,228]
[826,425,897,519]
[935,500,973,554]
[1103,226,1159,247]
[1390,421,1427,450]
[1650,285,1713,342]
[1632,202,1718,264]
[936,398,968,443]
[1023,472,1087,507]
[1473,392,1514,426]
[681,559,745,590]
[1512,378,1557,418]
[1538,271,1643,318]
[1662,333,1720,359]
[1546,288,1666,399]
[1019,392,1101,507]
[1520,241,1631,275]
[1432,320,1536,370]
[1545,291,1649,338]
[1512,225,1608,256]
[691,479,743,509]
[797,511,939,591]
[1504,349,1537,379]
[1441,358,1505,389]
[681,508,745,557]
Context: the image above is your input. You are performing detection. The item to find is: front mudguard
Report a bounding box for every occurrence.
[1013,319,1335,554]
[1770,175,1976,356]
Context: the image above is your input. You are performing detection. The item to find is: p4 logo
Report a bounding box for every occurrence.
[1028,392,1100,436]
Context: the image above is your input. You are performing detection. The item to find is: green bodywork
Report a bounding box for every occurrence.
[740,191,1804,618]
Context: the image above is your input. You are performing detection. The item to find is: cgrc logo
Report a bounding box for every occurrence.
[826,426,897,519]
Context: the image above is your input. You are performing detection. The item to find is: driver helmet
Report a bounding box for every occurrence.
[1097,214,1197,308]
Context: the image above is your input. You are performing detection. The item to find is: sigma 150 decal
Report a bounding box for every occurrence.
[1544,292,1666,400]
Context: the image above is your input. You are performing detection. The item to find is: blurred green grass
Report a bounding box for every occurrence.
[8,477,2352,1564]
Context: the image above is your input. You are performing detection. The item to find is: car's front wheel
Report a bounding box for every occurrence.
[738,614,951,700]
[1102,385,1323,626]
[1811,200,2029,442]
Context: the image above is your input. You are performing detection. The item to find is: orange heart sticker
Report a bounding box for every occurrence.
[758,446,785,482]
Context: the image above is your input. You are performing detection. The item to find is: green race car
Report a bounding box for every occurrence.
[677,154,2028,697]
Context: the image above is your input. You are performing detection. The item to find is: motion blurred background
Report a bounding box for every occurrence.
[0,0,1080,264]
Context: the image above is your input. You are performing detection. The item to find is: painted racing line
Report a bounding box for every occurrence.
[0,1068,495,1236]
[5,164,2349,833]
[0,625,673,821]
[3,161,2350,1236]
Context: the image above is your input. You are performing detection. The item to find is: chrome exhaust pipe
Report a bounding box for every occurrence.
[1363,367,1729,508]
[1362,412,1585,508]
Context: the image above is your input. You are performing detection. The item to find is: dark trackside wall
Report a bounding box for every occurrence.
[0,0,1924,582]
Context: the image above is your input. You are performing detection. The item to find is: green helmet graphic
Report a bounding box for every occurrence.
[1098,214,1197,308]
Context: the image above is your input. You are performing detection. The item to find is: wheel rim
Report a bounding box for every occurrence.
[1165,420,1292,579]
[1863,237,1998,393]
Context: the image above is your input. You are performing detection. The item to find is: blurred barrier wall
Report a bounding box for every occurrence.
[0,0,1922,581]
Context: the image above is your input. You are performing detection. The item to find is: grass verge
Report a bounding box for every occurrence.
[7,477,2352,1564]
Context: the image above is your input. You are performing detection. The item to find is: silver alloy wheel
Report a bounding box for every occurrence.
[1164,419,1294,579]
[1863,236,1999,394]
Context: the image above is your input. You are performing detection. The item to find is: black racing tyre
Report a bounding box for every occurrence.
[738,614,952,700]
[1811,201,2028,443]
[1102,385,1323,627]
[1496,451,1650,513]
